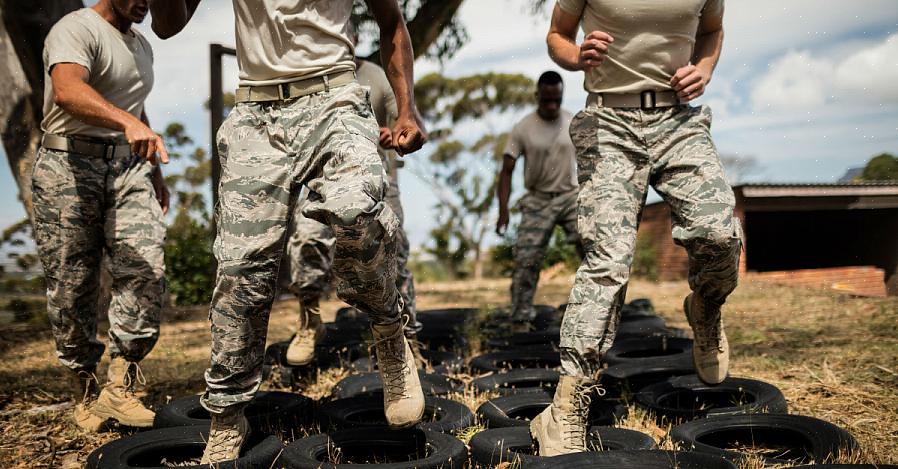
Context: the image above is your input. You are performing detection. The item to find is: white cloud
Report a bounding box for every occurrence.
[750,50,833,111]
[835,33,898,101]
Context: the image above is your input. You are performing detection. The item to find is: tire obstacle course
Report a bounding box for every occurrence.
[87,299,881,468]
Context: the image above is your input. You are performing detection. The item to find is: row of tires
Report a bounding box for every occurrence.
[88,416,886,468]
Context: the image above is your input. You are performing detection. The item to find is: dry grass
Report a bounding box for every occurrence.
[0,276,896,467]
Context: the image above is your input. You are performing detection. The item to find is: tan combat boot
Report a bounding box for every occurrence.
[200,411,250,464]
[530,375,595,456]
[92,357,155,427]
[372,320,424,429]
[684,293,729,385]
[70,368,106,432]
[285,299,324,366]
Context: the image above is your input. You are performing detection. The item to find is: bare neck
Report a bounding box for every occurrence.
[92,2,132,34]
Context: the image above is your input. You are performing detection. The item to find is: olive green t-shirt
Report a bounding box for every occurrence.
[557,0,724,94]
[234,0,356,86]
[41,8,154,139]
[503,110,578,194]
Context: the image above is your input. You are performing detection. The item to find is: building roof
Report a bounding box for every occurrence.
[736,182,898,198]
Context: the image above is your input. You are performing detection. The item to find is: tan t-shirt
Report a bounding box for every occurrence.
[503,110,578,193]
[234,0,356,86]
[557,0,724,94]
[356,60,401,183]
[41,8,154,139]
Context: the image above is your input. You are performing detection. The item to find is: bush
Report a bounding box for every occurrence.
[631,232,658,281]
[164,213,215,306]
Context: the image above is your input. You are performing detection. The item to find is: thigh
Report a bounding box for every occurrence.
[105,162,165,277]
[515,194,557,254]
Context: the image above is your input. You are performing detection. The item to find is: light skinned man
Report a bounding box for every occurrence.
[149,0,428,463]
[496,71,581,329]
[531,0,742,456]
[33,0,170,431]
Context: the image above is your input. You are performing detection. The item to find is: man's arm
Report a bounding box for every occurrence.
[149,0,201,39]
[51,63,168,164]
[366,0,427,155]
[547,4,613,71]
[141,112,171,214]
[670,11,724,102]
[496,155,517,235]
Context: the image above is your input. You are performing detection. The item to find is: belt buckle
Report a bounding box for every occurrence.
[279,83,291,100]
[104,144,115,161]
[640,90,657,110]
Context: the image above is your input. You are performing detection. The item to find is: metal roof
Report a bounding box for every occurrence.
[736,182,898,198]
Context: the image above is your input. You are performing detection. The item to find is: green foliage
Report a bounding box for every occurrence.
[415,73,535,123]
[488,226,580,278]
[3,298,45,323]
[631,232,658,281]
[859,153,898,181]
[164,211,215,306]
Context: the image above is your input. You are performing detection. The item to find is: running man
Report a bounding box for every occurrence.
[531,0,742,456]
[150,0,428,462]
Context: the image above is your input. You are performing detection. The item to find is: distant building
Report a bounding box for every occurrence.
[638,183,898,297]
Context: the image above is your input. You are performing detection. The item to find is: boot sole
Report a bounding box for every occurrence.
[284,356,315,366]
[386,406,426,430]
[91,406,154,427]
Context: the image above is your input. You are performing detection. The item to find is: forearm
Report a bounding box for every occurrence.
[497,170,513,213]
[150,0,200,39]
[547,32,583,71]
[55,80,140,133]
[377,16,417,119]
[692,28,723,81]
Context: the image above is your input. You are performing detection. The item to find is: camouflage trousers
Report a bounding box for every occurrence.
[31,147,166,372]
[511,189,580,321]
[281,175,420,334]
[561,104,742,377]
[203,82,401,414]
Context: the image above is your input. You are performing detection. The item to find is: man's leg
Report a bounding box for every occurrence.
[31,147,107,431]
[283,198,333,365]
[201,102,296,463]
[557,190,583,258]
[301,82,423,429]
[650,104,741,385]
[90,159,166,427]
[510,193,557,324]
[385,180,420,338]
[532,108,650,456]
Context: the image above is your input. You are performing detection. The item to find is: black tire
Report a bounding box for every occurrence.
[469,349,560,374]
[616,316,669,338]
[476,391,628,429]
[634,375,788,423]
[154,391,313,432]
[601,360,696,398]
[350,350,464,375]
[669,414,859,466]
[529,450,737,469]
[316,394,473,434]
[86,425,283,469]
[280,426,467,469]
[484,329,561,349]
[622,298,656,317]
[604,337,694,367]
[469,427,655,467]
[416,308,478,331]
[471,368,560,396]
[788,466,898,468]
[333,371,463,399]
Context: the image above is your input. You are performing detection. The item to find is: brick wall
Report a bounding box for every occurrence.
[748,266,888,298]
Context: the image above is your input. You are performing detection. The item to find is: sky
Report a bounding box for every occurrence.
[1,0,897,254]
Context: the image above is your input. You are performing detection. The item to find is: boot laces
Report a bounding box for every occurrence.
[205,416,245,459]
[369,318,411,402]
[77,370,99,403]
[562,383,604,451]
[695,298,724,353]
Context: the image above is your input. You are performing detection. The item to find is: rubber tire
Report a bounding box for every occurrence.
[469,349,560,374]
[316,394,473,434]
[333,371,463,399]
[601,360,696,398]
[416,308,478,330]
[788,466,898,468]
[469,426,655,467]
[153,391,312,432]
[476,391,628,429]
[471,368,560,396]
[86,425,283,469]
[616,316,669,338]
[634,375,788,423]
[484,328,561,349]
[280,427,467,469]
[350,350,465,375]
[604,337,694,367]
[529,450,737,469]
[669,414,859,466]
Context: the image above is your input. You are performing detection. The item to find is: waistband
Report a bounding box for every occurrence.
[586,90,680,109]
[529,188,578,198]
[41,133,131,159]
[235,70,356,103]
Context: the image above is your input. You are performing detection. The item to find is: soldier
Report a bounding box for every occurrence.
[531,0,742,456]
[32,0,169,431]
[150,0,428,463]
[496,71,580,329]
[281,28,421,367]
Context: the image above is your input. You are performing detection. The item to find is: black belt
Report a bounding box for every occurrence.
[41,133,131,159]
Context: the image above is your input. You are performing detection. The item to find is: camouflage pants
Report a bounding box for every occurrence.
[203,82,400,414]
[281,174,420,334]
[31,147,165,372]
[561,104,742,377]
[511,189,580,321]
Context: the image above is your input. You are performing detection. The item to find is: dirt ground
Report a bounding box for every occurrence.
[0,276,896,467]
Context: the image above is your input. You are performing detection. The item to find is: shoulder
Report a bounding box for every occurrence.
[513,111,539,132]
[132,29,154,58]
[48,9,98,39]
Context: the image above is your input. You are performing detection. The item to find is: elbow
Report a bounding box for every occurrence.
[151,23,178,40]
[52,90,74,111]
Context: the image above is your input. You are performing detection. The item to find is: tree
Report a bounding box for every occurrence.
[719,153,762,184]
[858,153,898,181]
[413,72,535,279]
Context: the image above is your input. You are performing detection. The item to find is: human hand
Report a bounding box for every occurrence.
[670,64,711,102]
[379,127,394,149]
[496,209,509,235]
[125,119,169,164]
[391,111,427,155]
[579,31,614,70]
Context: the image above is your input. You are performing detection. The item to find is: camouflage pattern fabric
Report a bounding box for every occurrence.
[511,189,580,321]
[31,147,166,371]
[561,104,742,377]
[203,82,401,414]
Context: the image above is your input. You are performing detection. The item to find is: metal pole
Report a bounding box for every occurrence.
[209,43,225,211]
